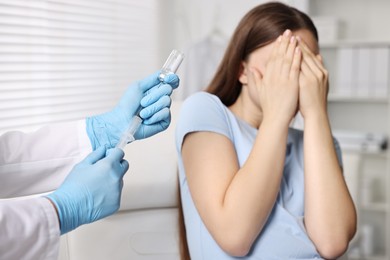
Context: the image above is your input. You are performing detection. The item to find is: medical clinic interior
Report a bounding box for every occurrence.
[1,0,390,260]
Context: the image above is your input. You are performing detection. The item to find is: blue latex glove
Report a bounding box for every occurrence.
[45,146,129,234]
[86,71,180,149]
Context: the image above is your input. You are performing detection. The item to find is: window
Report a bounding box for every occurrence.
[0,0,160,134]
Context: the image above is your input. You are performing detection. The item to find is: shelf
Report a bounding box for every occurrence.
[349,255,388,260]
[320,40,390,48]
[359,151,389,159]
[361,203,389,212]
[341,150,389,158]
[328,94,388,103]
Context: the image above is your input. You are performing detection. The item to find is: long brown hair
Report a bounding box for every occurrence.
[179,2,318,259]
[178,183,190,260]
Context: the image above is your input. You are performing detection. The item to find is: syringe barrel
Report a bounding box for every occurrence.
[115,115,142,149]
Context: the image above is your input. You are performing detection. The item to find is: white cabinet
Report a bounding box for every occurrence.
[321,43,390,260]
[309,1,390,258]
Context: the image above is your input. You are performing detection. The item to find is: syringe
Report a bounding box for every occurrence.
[115,49,184,149]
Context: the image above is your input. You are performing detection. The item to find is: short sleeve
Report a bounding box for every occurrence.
[175,92,233,153]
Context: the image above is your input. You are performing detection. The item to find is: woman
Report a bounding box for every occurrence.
[176,2,356,259]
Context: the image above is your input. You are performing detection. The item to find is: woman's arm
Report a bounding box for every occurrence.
[181,30,301,256]
[298,38,357,259]
[182,120,289,256]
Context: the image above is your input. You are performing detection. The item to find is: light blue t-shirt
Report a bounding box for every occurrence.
[175,92,343,260]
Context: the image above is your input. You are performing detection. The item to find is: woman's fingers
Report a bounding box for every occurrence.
[275,30,292,71]
[298,41,325,81]
[300,57,314,79]
[268,29,300,78]
[269,35,282,60]
[281,35,298,77]
[278,29,292,56]
[248,66,263,89]
[297,37,326,73]
[290,47,302,81]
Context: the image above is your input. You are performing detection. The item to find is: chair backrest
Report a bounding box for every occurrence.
[58,101,182,260]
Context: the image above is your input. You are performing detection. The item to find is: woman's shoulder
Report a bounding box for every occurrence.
[182,92,224,109]
[180,92,226,118]
[176,92,232,139]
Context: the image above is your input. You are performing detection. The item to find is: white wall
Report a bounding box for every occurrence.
[310,0,390,42]
[170,0,310,51]
[167,0,390,53]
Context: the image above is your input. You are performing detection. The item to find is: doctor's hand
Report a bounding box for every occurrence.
[86,71,180,149]
[45,146,129,235]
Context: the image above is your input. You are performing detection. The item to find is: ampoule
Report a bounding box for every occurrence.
[158,49,184,81]
[116,49,184,149]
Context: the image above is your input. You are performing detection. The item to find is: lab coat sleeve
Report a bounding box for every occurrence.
[0,120,92,198]
[0,197,60,260]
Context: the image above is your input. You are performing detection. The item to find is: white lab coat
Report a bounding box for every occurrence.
[0,120,92,260]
